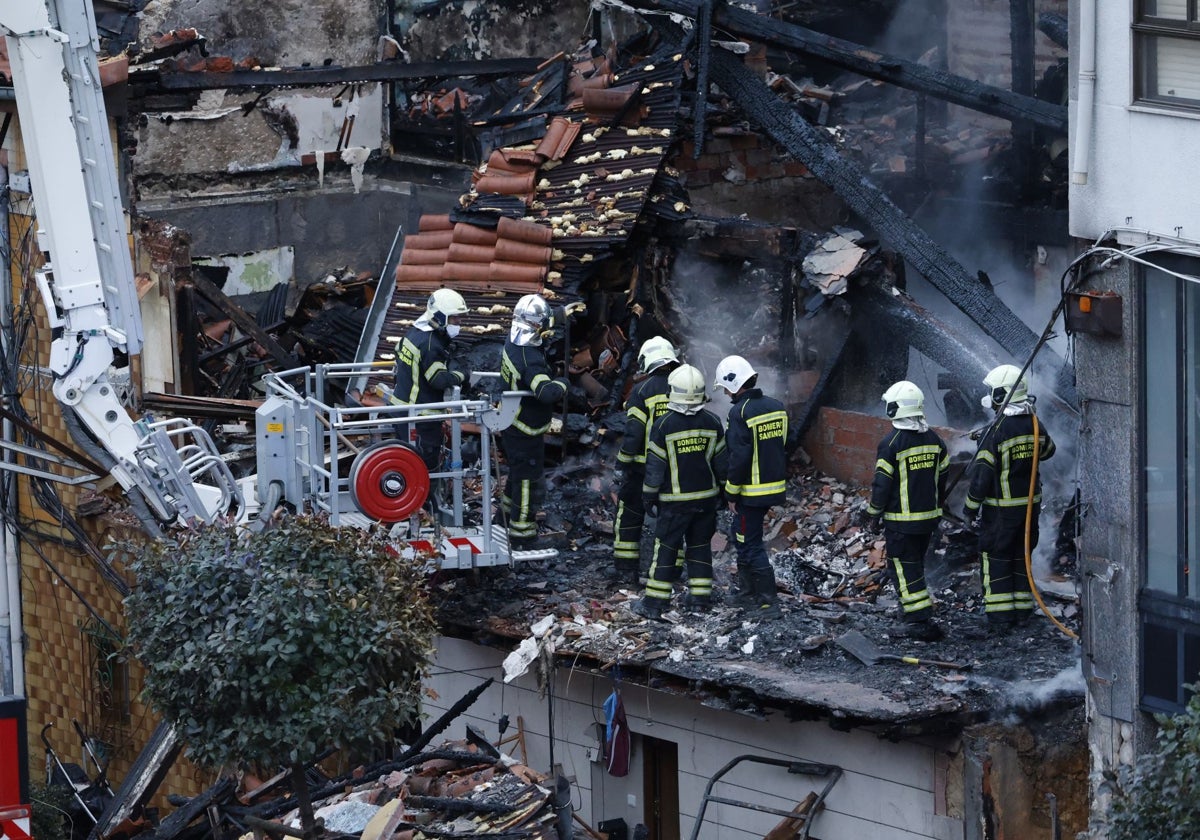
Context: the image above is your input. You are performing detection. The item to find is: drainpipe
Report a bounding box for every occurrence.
[1071,0,1097,184]
[0,162,23,698]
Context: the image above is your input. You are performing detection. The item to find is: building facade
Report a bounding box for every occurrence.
[1068,0,1200,827]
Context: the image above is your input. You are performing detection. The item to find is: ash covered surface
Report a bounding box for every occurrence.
[432,460,1082,733]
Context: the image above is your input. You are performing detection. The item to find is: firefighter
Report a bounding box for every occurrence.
[867,381,950,641]
[393,288,471,472]
[963,364,1056,626]
[631,365,728,620]
[611,336,681,583]
[500,293,584,553]
[714,355,799,620]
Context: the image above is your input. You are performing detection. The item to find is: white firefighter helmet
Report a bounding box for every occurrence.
[415,288,468,331]
[667,364,708,414]
[509,293,551,346]
[982,364,1028,408]
[637,336,679,374]
[713,355,757,394]
[882,380,925,419]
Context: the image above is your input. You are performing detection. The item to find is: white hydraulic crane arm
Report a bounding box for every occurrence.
[0,0,240,527]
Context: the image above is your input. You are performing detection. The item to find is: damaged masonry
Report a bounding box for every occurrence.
[0,0,1107,838]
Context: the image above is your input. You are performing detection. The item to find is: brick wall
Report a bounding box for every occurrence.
[802,407,891,489]
[675,131,847,229]
[802,407,962,490]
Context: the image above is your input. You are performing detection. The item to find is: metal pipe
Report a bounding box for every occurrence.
[1071,0,1097,184]
[0,162,24,697]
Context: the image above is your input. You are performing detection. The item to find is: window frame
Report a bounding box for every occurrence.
[1132,0,1200,109]
[1139,256,1200,714]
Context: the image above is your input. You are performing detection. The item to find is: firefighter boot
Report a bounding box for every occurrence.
[631,596,667,621]
[611,559,640,585]
[750,568,783,620]
[682,592,712,613]
[731,567,755,608]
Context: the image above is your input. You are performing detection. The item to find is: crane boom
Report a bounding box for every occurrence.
[0,0,241,528]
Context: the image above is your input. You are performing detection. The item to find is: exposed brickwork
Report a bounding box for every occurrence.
[803,407,893,488]
[9,209,214,803]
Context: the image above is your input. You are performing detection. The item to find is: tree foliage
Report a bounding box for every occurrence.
[1108,684,1200,839]
[124,516,435,771]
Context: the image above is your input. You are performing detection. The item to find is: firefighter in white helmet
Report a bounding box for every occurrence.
[393,288,471,471]
[610,336,681,583]
[963,364,1055,626]
[714,355,799,620]
[631,364,728,620]
[499,293,586,554]
[867,381,950,641]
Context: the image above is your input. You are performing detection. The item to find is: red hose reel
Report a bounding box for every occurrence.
[349,442,430,522]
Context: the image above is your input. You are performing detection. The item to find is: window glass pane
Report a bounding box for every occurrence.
[1142,35,1200,104]
[1145,272,1179,594]
[1143,620,1180,704]
[1189,281,1200,600]
[1144,0,1188,19]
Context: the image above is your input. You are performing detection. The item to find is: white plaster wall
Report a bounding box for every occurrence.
[427,636,963,840]
[1068,1,1200,245]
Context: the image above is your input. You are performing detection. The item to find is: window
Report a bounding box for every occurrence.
[1134,0,1200,108]
[1140,255,1200,713]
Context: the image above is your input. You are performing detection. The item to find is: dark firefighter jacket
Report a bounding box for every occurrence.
[724,388,799,507]
[964,413,1055,516]
[643,408,728,504]
[501,340,567,436]
[868,427,950,534]
[617,371,673,468]
[394,326,463,405]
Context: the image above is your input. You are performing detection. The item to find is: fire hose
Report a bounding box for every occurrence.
[1025,412,1078,641]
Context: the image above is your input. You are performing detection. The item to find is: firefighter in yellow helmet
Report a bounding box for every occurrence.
[611,336,681,584]
[962,364,1055,626]
[867,381,950,641]
[631,365,728,620]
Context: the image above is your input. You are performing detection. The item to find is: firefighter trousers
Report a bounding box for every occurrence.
[884,529,935,622]
[732,502,770,574]
[980,506,1039,622]
[501,428,546,545]
[644,501,716,601]
[613,467,646,573]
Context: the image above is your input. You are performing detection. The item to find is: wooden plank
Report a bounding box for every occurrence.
[627,0,1067,132]
[187,273,299,370]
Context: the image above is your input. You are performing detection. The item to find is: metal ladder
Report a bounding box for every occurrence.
[686,755,842,840]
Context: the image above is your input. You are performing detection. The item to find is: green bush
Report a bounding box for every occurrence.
[29,779,73,840]
[124,516,436,772]
[1108,684,1200,839]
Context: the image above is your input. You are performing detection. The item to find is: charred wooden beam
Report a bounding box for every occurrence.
[138,778,235,840]
[630,0,1067,133]
[146,58,545,91]
[680,216,806,260]
[188,274,299,370]
[657,22,1078,406]
[87,722,182,840]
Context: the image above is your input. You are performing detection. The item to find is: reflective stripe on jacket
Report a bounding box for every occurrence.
[643,408,728,503]
[723,388,798,507]
[618,372,672,466]
[501,341,567,436]
[964,414,1055,513]
[393,327,463,405]
[868,427,950,534]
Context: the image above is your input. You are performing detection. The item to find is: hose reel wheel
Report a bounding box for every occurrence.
[349,442,429,522]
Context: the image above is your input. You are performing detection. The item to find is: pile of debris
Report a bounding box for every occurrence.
[432,461,1082,730]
